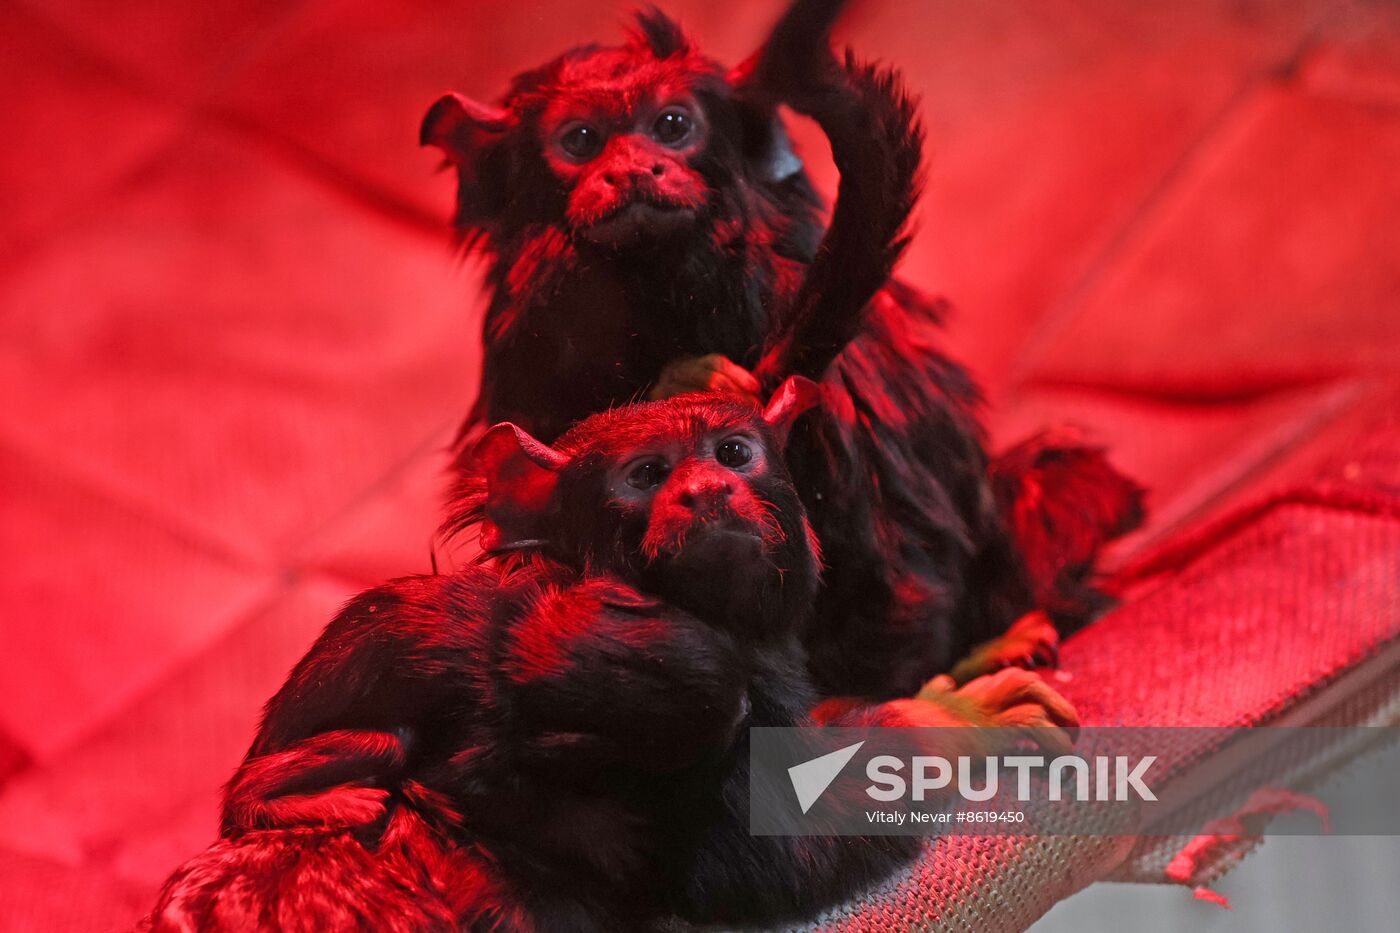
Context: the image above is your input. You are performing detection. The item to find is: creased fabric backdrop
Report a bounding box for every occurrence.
[1,1,1398,930]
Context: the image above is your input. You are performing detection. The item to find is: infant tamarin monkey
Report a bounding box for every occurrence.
[143,381,1078,932]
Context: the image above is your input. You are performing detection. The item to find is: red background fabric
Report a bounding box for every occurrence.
[1,1,1397,929]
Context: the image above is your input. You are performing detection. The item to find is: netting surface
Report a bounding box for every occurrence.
[787,413,1400,932]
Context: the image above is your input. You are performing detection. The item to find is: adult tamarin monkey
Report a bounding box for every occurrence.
[422,0,1145,698]
[144,385,1078,932]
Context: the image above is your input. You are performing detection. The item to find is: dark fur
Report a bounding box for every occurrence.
[145,393,943,931]
[426,3,1145,700]
[141,6,1129,927]
[141,36,1088,919]
[144,27,950,919]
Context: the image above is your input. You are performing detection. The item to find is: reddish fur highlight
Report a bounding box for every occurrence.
[640,482,784,562]
[991,431,1146,622]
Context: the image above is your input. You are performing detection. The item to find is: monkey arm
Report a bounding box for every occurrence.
[500,575,750,774]
[219,569,745,836]
[222,573,492,835]
[249,574,490,755]
[675,669,1079,920]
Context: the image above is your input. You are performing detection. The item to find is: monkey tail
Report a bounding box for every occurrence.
[753,53,926,388]
[989,432,1147,631]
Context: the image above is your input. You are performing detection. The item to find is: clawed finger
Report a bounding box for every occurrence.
[650,355,762,403]
[955,668,1080,733]
[1006,678,1079,729]
[1006,610,1054,638]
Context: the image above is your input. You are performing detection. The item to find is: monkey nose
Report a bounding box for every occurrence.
[603,165,661,189]
[679,479,732,509]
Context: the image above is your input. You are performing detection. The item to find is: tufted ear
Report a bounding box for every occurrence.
[420,93,516,226]
[761,375,823,446]
[471,423,567,552]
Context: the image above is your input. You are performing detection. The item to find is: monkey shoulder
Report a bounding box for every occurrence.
[498,571,747,747]
[307,569,508,665]
[261,568,536,738]
[530,572,665,615]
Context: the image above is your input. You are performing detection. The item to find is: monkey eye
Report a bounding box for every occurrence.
[559,123,604,160]
[652,107,693,146]
[716,438,753,469]
[625,458,669,490]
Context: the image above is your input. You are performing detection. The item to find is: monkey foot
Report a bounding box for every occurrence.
[904,666,1079,756]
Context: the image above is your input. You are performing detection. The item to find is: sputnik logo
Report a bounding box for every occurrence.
[788,741,864,814]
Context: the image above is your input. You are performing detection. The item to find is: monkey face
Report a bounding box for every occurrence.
[571,398,816,630]
[471,378,825,635]
[607,425,783,564]
[421,10,808,255]
[605,422,802,624]
[536,58,712,248]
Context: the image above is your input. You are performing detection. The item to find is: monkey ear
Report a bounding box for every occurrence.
[751,113,805,184]
[471,423,567,553]
[421,93,515,225]
[421,92,512,154]
[728,67,803,182]
[761,375,823,445]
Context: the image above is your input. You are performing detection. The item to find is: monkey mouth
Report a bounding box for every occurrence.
[654,525,768,578]
[582,201,697,248]
[682,520,770,557]
[643,516,765,563]
[697,525,764,544]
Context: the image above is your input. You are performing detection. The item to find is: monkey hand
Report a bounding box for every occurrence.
[222,729,411,836]
[504,578,749,773]
[647,353,761,403]
[948,611,1060,686]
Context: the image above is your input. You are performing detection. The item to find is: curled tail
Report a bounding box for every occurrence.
[990,431,1146,630]
[751,42,926,388]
